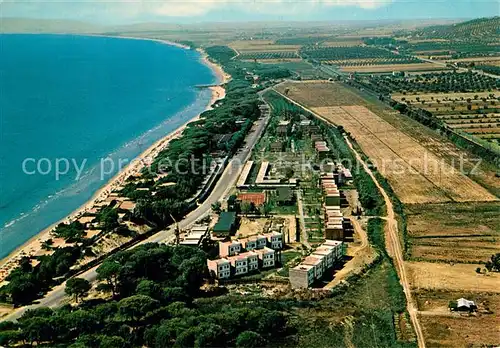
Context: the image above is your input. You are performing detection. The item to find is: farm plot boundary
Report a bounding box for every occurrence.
[311,105,497,204]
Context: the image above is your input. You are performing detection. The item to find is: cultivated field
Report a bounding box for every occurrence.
[248,58,303,63]
[444,56,500,64]
[315,105,497,203]
[393,92,500,142]
[278,81,500,198]
[322,39,364,47]
[302,46,422,70]
[229,40,301,61]
[277,82,498,204]
[229,40,300,52]
[406,202,500,263]
[340,63,444,73]
[238,51,300,61]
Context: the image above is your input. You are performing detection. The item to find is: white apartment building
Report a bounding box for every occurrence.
[242,251,259,271]
[219,240,242,257]
[289,264,315,289]
[229,255,249,276]
[303,255,325,279]
[313,247,335,269]
[256,247,276,268]
[240,235,268,251]
[264,231,283,250]
[207,258,231,279]
[323,239,344,259]
[289,240,345,289]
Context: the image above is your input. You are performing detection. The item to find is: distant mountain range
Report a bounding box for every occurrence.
[0,17,482,35]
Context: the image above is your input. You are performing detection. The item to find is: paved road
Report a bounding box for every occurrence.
[2,87,273,322]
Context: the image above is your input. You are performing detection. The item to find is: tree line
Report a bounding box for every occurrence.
[0,244,290,348]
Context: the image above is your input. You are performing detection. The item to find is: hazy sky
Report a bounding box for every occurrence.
[1,0,498,24]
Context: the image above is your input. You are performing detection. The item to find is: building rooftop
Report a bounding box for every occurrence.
[303,256,323,266]
[239,251,258,258]
[324,240,343,247]
[237,192,266,206]
[119,201,136,211]
[220,240,241,246]
[313,250,331,257]
[237,161,254,187]
[239,234,267,243]
[191,225,209,233]
[228,253,251,262]
[292,264,314,271]
[316,245,335,252]
[457,298,476,308]
[213,212,237,233]
[264,231,282,238]
[78,216,95,224]
[343,169,353,178]
[209,258,230,265]
[255,247,275,255]
[185,232,205,240]
[256,162,270,184]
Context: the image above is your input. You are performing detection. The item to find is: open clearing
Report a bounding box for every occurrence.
[406,261,500,293]
[277,81,500,199]
[406,202,500,263]
[415,290,500,348]
[419,314,500,347]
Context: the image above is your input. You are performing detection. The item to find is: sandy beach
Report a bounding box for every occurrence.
[0,42,228,282]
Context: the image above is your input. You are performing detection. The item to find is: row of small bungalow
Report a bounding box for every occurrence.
[321,172,350,240]
[315,141,331,160]
[289,240,344,289]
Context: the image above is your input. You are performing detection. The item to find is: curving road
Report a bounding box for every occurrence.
[1,87,273,322]
[272,86,426,348]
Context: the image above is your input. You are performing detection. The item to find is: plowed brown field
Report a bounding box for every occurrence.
[277,81,498,204]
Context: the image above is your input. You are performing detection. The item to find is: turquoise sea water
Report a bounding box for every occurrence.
[0,34,217,258]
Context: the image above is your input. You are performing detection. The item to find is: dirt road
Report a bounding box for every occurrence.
[344,136,426,348]
[272,86,426,348]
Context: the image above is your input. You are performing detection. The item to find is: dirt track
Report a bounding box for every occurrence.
[273,87,427,348]
[344,136,427,348]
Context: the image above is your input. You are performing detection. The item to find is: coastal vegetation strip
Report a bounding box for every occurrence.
[0,44,293,307]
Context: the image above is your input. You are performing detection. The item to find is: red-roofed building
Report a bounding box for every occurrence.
[237,192,266,206]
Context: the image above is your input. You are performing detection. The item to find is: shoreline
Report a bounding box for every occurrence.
[0,38,228,278]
